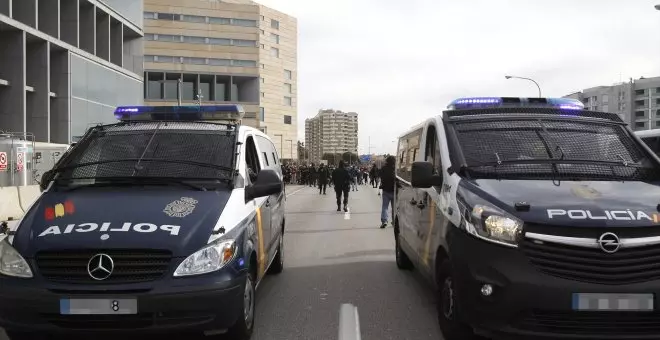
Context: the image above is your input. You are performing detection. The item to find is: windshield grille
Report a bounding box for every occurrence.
[58,125,236,180]
[453,119,658,180]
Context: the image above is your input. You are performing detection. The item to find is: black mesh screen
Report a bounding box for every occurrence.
[58,122,236,180]
[452,119,660,180]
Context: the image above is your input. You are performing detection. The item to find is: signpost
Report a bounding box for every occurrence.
[16,152,24,171]
[0,152,6,171]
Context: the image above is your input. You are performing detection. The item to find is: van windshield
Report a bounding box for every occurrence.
[51,122,237,184]
[452,118,660,181]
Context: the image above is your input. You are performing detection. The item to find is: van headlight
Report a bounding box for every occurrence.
[464,204,522,247]
[174,239,237,277]
[0,239,33,278]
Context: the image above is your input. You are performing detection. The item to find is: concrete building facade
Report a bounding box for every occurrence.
[0,0,144,144]
[143,0,298,160]
[564,76,660,131]
[305,109,358,163]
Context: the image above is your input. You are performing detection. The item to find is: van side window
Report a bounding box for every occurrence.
[397,128,422,182]
[272,152,278,165]
[425,125,442,175]
[245,136,261,183]
[262,152,270,166]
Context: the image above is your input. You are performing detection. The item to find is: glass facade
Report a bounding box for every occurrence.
[99,0,144,28]
[71,54,143,139]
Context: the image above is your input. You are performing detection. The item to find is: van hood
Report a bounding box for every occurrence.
[463,179,660,227]
[12,188,232,257]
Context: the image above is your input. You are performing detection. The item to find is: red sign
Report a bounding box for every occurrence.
[16,152,24,171]
[0,152,6,171]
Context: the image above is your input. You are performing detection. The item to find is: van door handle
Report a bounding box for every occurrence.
[410,199,417,205]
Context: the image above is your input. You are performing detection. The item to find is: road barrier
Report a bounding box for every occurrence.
[338,303,362,340]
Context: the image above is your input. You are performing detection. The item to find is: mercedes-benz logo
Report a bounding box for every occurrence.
[598,232,621,254]
[87,253,114,280]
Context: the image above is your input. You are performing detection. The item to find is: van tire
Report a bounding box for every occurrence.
[268,231,284,275]
[395,232,413,270]
[224,271,256,340]
[436,260,480,340]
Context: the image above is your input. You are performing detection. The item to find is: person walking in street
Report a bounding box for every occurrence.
[333,160,351,212]
[379,156,397,228]
[318,163,329,195]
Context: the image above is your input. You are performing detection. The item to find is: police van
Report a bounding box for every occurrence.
[0,105,286,340]
[393,97,660,340]
[636,128,660,156]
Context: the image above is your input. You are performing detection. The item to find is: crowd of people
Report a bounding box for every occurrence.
[280,156,397,228]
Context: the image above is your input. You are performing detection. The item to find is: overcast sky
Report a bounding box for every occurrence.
[257,0,660,154]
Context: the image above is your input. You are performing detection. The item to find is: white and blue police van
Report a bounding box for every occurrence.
[394,97,660,340]
[0,105,286,340]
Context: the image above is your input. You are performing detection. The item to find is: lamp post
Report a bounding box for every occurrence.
[505,75,542,97]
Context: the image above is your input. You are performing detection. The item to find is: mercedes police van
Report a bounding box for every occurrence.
[636,128,660,157]
[0,105,286,340]
[393,97,660,340]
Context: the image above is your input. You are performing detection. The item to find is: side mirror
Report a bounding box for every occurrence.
[411,161,443,188]
[245,169,283,201]
[40,170,54,192]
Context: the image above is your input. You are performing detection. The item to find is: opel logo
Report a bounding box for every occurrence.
[87,253,114,280]
[597,232,621,254]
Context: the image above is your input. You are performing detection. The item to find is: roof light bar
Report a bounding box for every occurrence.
[114,105,245,122]
[447,97,585,110]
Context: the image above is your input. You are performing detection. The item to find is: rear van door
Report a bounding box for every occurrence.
[254,135,284,260]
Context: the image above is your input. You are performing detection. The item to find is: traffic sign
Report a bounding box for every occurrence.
[0,152,6,171]
[16,152,24,171]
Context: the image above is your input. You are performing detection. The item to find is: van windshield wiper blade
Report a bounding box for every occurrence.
[471,157,642,168]
[56,176,217,192]
[53,159,235,173]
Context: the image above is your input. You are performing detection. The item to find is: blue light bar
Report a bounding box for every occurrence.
[447,97,585,110]
[114,105,245,122]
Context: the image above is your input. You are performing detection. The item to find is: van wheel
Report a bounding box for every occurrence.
[224,271,256,340]
[436,260,480,340]
[395,231,413,270]
[268,231,284,274]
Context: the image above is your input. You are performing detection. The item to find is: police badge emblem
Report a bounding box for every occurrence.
[164,197,198,218]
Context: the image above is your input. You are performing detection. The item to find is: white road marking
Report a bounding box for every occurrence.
[344,207,350,220]
[286,186,306,197]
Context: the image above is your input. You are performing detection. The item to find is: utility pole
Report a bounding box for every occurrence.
[177,78,183,106]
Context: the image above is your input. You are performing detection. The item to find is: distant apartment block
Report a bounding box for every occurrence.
[143,0,298,159]
[0,0,144,143]
[305,109,358,163]
[564,76,660,131]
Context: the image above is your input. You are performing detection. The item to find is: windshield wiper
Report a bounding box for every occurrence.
[472,156,642,168]
[52,159,235,174]
[56,176,217,192]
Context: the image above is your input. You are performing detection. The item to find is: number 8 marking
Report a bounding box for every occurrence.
[112,300,119,312]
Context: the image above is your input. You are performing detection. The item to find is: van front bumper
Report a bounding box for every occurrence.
[447,228,660,340]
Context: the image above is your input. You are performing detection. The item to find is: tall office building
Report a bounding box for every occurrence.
[143,0,298,160]
[305,109,358,163]
[564,76,660,131]
[0,0,144,143]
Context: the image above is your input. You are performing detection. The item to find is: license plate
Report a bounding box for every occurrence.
[60,298,138,315]
[572,293,654,311]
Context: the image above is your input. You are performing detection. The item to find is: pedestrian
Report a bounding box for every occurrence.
[379,156,397,228]
[332,160,351,212]
[318,163,329,195]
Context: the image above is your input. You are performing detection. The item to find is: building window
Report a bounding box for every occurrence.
[260,29,265,35]
[156,13,179,21]
[261,92,265,97]
[270,47,279,58]
[234,39,257,47]
[153,55,177,63]
[182,57,206,65]
[144,12,156,19]
[144,55,155,62]
[209,38,231,45]
[233,19,257,27]
[284,115,292,124]
[636,111,645,118]
[209,17,231,25]
[284,83,292,93]
[261,15,265,21]
[260,78,265,83]
[636,121,646,128]
[209,58,231,66]
[182,15,205,23]
[261,63,265,69]
[183,36,206,44]
[284,96,292,106]
[284,69,292,80]
[232,60,257,67]
[270,33,279,44]
[260,44,265,49]
[144,33,155,40]
[271,19,279,29]
[260,107,265,121]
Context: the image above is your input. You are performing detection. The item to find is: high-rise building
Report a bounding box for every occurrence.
[564,76,660,131]
[0,0,144,143]
[143,0,298,159]
[305,109,358,163]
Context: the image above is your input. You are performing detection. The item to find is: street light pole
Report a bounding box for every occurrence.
[177,78,183,105]
[505,75,542,97]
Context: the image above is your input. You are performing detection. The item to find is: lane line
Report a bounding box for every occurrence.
[286,186,306,197]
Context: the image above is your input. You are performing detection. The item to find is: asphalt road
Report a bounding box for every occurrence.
[0,183,444,340]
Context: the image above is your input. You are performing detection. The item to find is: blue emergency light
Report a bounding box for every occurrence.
[114,105,245,122]
[447,97,584,110]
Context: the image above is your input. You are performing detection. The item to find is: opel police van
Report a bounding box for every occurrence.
[394,97,660,340]
[0,105,286,340]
